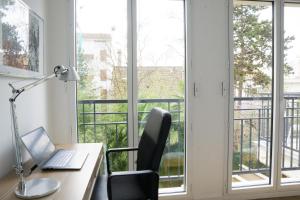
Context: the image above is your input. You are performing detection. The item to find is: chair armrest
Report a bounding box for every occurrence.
[107,147,139,154]
[106,147,139,174]
[111,170,158,177]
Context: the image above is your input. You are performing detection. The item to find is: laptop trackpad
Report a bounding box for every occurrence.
[66,151,89,169]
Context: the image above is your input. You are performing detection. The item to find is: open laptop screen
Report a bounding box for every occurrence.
[21,127,55,166]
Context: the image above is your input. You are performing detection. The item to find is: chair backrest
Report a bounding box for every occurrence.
[136,107,172,172]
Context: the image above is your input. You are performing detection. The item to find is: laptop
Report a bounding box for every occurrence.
[21,127,88,170]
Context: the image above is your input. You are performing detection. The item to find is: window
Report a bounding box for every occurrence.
[281,3,300,184]
[76,0,187,193]
[136,0,185,191]
[231,0,274,188]
[76,0,129,172]
[229,0,300,191]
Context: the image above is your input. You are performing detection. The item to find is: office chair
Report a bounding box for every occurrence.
[100,107,171,200]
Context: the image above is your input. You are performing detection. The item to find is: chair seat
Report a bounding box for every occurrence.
[109,172,147,200]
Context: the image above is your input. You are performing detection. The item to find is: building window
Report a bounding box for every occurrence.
[100,50,107,62]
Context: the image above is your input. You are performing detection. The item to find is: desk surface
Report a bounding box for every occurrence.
[0,143,103,200]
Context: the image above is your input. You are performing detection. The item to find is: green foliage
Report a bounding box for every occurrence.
[233,151,266,171]
[77,102,129,171]
[77,100,185,183]
[106,125,129,171]
[76,45,97,100]
[233,5,294,96]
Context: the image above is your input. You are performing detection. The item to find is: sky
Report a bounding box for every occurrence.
[285,4,300,80]
[76,0,185,67]
[77,1,300,80]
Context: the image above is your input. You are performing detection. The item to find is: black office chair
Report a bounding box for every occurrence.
[104,107,171,200]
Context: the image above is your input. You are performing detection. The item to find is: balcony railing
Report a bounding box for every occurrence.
[233,94,300,177]
[77,98,185,189]
[78,95,300,185]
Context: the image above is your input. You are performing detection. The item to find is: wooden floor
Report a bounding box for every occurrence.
[260,197,300,200]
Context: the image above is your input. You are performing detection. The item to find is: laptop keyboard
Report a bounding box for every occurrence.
[44,150,74,168]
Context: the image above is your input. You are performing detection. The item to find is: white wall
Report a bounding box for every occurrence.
[190,0,228,199]
[0,0,48,178]
[46,0,77,145]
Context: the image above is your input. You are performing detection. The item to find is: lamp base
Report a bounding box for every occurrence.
[14,178,60,199]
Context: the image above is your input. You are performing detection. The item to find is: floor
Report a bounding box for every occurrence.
[261,197,300,200]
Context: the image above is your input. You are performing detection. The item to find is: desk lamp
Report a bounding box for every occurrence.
[8,65,80,199]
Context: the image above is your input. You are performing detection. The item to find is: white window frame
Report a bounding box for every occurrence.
[277,0,300,192]
[72,0,191,197]
[227,0,277,194]
[227,0,300,196]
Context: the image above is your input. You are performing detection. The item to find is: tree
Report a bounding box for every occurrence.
[2,23,24,67]
[28,14,40,72]
[1,1,25,68]
[76,44,96,100]
[233,5,294,97]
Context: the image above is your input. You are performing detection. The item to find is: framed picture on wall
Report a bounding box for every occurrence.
[0,0,44,78]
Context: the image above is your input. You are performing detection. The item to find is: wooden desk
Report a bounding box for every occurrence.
[0,143,104,200]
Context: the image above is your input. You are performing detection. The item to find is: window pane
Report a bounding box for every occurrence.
[76,0,129,171]
[282,3,300,184]
[137,0,186,192]
[232,0,273,188]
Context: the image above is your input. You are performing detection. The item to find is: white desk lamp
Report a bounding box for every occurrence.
[9,65,80,199]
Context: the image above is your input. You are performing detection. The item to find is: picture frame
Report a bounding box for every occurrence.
[0,0,44,78]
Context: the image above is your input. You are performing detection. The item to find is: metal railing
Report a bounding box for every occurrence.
[233,94,300,176]
[77,98,185,187]
[78,95,300,181]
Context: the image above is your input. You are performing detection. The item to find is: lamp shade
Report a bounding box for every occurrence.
[59,67,80,81]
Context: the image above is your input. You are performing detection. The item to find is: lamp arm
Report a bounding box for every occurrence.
[9,73,56,102]
[9,66,68,102]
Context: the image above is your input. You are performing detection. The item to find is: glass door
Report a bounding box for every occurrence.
[76,0,187,192]
[231,0,274,188]
[136,0,186,192]
[76,0,130,171]
[281,2,300,184]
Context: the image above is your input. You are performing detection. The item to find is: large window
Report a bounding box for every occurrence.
[230,0,300,190]
[231,0,274,188]
[76,0,129,172]
[136,0,185,190]
[282,3,300,184]
[76,0,186,192]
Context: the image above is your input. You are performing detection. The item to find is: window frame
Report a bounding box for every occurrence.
[228,0,300,194]
[227,0,278,193]
[72,0,191,196]
[278,0,300,189]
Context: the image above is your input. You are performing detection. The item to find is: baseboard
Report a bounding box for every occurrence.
[167,190,300,200]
